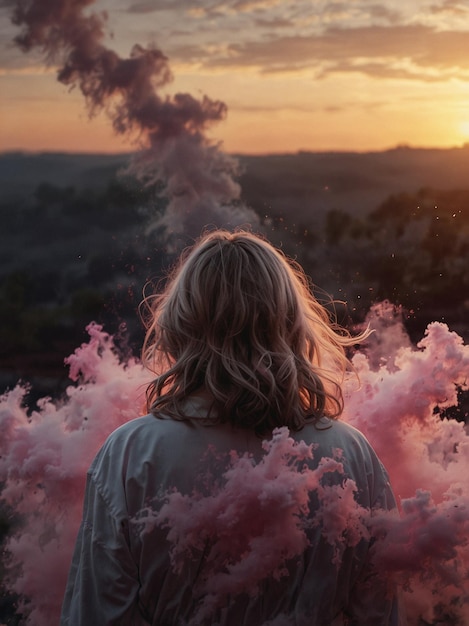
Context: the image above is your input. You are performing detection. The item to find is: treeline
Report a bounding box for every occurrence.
[277,187,469,340]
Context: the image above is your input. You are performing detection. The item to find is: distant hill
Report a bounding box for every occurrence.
[237,145,469,220]
[0,151,131,200]
[1,145,469,220]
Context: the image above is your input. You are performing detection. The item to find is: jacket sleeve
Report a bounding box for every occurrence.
[60,471,146,626]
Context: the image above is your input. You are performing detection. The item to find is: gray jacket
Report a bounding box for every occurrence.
[61,396,402,626]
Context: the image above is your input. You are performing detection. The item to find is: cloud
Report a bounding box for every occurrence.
[430,0,469,15]
[125,0,285,17]
[208,0,284,13]
[197,0,399,20]
[4,1,469,84]
[316,59,467,82]
[222,99,386,115]
[231,0,284,10]
[126,2,158,13]
[175,24,469,81]
[0,64,56,76]
[0,40,45,71]
[254,17,294,28]
[367,4,401,23]
[126,0,188,13]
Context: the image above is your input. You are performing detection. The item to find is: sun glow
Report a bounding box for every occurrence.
[458,120,469,139]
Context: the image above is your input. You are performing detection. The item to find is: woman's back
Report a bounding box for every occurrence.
[62,394,399,626]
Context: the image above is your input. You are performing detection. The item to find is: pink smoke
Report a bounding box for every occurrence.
[1,312,469,624]
[0,323,149,624]
[135,428,367,624]
[345,320,469,502]
[6,0,257,233]
[344,317,469,624]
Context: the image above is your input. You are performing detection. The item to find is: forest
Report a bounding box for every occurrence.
[1,148,468,401]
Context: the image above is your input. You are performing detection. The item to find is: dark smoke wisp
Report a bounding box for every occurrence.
[7,0,256,234]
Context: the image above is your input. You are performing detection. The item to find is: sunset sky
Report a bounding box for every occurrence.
[1,0,469,154]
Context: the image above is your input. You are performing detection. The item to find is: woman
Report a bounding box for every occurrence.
[61,230,402,625]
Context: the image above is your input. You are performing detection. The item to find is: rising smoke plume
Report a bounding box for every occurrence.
[4,0,257,234]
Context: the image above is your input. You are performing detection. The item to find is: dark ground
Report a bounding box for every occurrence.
[1,146,468,399]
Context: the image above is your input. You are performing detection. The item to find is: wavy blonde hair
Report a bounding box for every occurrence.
[142,230,368,433]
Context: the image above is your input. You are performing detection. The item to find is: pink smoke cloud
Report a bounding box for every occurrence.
[1,312,469,624]
[344,320,469,502]
[0,323,149,624]
[343,317,469,624]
